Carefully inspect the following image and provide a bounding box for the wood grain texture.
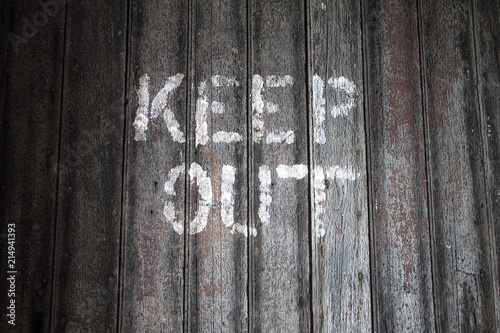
[120,0,188,331]
[249,0,311,331]
[0,0,65,331]
[50,0,127,331]
[421,0,497,331]
[474,0,500,328]
[185,0,249,332]
[308,0,371,331]
[364,0,436,331]
[2,1,500,332]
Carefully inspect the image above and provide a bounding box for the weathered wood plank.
[473,0,500,328]
[119,0,188,331]
[185,0,249,332]
[249,0,311,331]
[0,0,65,331]
[50,1,127,331]
[0,0,5,86]
[307,0,371,331]
[363,0,436,331]
[421,0,497,331]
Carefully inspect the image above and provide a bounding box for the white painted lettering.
[231,223,258,237]
[212,75,240,87]
[313,166,327,237]
[163,164,185,234]
[326,164,360,181]
[312,74,327,144]
[195,81,210,146]
[258,165,272,225]
[212,131,242,143]
[328,76,357,118]
[211,101,225,114]
[252,74,297,144]
[188,163,213,234]
[252,74,265,143]
[221,165,236,228]
[163,163,212,235]
[276,164,308,179]
[266,130,295,144]
[266,75,294,87]
[133,73,185,142]
[133,74,150,141]
[155,74,186,143]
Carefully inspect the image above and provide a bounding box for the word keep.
[133,73,360,237]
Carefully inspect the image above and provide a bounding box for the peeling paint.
[266,130,295,144]
[313,166,326,237]
[221,165,236,228]
[328,76,357,118]
[163,163,212,235]
[266,75,294,87]
[133,114,149,142]
[211,101,225,114]
[153,74,186,143]
[188,163,213,234]
[312,74,327,144]
[231,223,258,237]
[267,102,279,113]
[151,74,185,118]
[196,81,210,146]
[212,131,242,143]
[133,74,150,141]
[258,165,272,225]
[163,202,183,235]
[252,74,265,143]
[326,164,360,181]
[276,164,308,179]
[211,75,240,87]
[164,164,185,195]
[163,164,185,234]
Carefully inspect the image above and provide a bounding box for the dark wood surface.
[186,1,248,331]
[50,0,128,331]
[364,0,434,331]
[121,0,188,331]
[249,1,310,332]
[421,0,497,330]
[475,0,500,329]
[308,0,370,331]
[0,0,65,331]
[1,0,499,332]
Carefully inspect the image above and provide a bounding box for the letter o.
[163,163,212,235]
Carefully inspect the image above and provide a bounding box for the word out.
[163,162,359,238]
[134,73,360,237]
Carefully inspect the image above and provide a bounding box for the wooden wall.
[1,0,499,331]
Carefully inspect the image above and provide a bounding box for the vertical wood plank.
[249,0,311,331]
[473,0,500,328]
[363,0,436,331]
[421,0,497,331]
[186,0,249,332]
[308,0,371,331]
[120,0,188,331]
[51,1,127,331]
[0,0,64,331]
